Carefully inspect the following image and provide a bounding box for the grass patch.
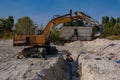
[105,35,120,40]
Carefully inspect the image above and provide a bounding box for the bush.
[102,16,120,39]
[49,28,63,45]
[105,35,120,40]
[0,30,13,39]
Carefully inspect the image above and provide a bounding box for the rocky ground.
[0,39,120,80]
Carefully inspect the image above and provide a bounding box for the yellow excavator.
[13,10,103,58]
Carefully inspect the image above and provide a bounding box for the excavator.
[13,10,103,58]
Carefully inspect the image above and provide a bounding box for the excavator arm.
[75,11,103,36]
[42,11,102,38]
[42,15,82,38]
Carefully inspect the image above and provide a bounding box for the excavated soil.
[0,40,65,80]
[0,40,79,80]
[1,39,120,80]
[64,39,120,80]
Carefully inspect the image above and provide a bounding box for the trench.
[42,45,83,80]
[19,45,83,80]
[61,53,80,80]
[24,42,82,80]
[42,51,81,80]
[0,42,82,80]
[58,48,86,80]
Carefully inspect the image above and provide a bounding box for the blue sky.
[0,0,120,26]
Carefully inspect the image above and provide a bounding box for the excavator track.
[16,47,47,59]
[16,46,58,59]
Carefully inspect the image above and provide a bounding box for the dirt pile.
[78,53,120,80]
[66,39,120,80]
[0,40,69,80]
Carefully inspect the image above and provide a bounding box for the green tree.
[101,16,120,37]
[117,17,120,23]
[0,16,14,31]
[15,16,36,35]
[49,28,61,44]
[75,19,84,26]
[5,16,14,31]
[0,16,14,39]
[113,23,120,35]
[63,21,72,26]
[109,17,116,27]
[102,16,109,25]
[102,16,111,37]
[0,18,6,30]
[63,19,84,26]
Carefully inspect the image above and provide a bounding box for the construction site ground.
[0,39,120,80]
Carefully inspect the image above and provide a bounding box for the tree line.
[0,16,120,39]
[0,16,36,39]
[0,16,14,39]
[102,16,120,37]
[15,16,37,35]
[63,19,84,26]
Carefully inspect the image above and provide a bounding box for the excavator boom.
[42,15,83,38]
[42,11,102,39]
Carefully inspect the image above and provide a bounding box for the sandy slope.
[65,39,120,80]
